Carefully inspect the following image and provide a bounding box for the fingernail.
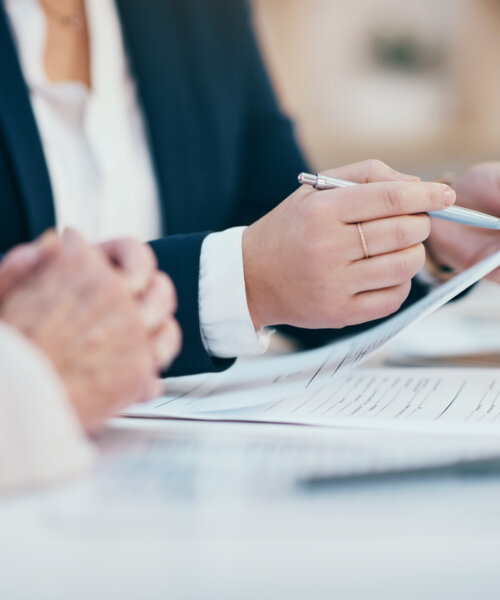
[443,187,456,206]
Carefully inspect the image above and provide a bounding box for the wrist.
[242,225,280,331]
[199,227,270,357]
[242,226,266,330]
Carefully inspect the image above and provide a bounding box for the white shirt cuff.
[199,227,273,359]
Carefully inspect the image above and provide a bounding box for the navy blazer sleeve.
[147,0,433,373]
[225,1,432,350]
[149,233,236,377]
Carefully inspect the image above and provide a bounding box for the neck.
[41,0,91,87]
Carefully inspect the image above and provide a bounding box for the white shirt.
[4,0,267,359]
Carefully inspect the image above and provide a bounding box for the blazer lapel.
[0,4,55,239]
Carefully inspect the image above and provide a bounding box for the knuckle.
[123,237,157,269]
[413,243,426,272]
[366,158,388,179]
[382,186,405,215]
[419,215,432,240]
[384,286,409,316]
[392,254,411,282]
[397,245,425,280]
[303,195,327,222]
[392,220,411,246]
[383,297,400,317]
[399,280,412,301]
[157,272,177,310]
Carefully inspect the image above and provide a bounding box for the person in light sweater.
[0,229,180,491]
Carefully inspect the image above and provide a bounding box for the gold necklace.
[40,0,85,29]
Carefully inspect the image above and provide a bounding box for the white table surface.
[3,282,500,600]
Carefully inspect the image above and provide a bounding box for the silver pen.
[298,172,500,230]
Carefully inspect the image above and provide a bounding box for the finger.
[99,238,157,295]
[333,181,455,224]
[346,281,412,325]
[345,215,431,261]
[153,379,167,399]
[60,227,88,258]
[0,244,42,299]
[321,159,420,184]
[347,244,426,293]
[139,272,178,332]
[152,318,182,371]
[0,232,61,300]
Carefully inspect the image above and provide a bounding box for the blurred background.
[252,0,500,179]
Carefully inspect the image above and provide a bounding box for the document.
[126,251,500,433]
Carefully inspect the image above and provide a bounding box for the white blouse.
[4,0,266,358]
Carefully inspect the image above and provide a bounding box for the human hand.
[98,238,181,371]
[0,234,181,373]
[426,162,500,282]
[0,230,166,432]
[243,159,455,330]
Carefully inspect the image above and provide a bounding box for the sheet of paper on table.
[125,251,500,434]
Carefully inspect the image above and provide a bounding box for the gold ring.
[357,222,369,259]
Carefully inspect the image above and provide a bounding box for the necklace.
[40,0,85,29]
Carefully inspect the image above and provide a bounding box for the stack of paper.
[125,251,500,434]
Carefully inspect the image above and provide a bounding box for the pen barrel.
[429,207,500,230]
[298,172,500,230]
[299,173,500,231]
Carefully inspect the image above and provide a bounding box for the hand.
[243,160,455,330]
[426,162,500,282]
[0,233,182,373]
[98,238,181,371]
[0,230,162,432]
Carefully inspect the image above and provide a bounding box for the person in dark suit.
[1,0,499,378]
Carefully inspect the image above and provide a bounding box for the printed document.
[125,251,500,433]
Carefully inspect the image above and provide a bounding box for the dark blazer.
[0,0,429,376]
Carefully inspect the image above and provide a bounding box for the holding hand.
[243,159,455,330]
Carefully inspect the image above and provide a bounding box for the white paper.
[126,250,500,433]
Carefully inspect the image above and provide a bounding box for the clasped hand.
[0,229,181,432]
